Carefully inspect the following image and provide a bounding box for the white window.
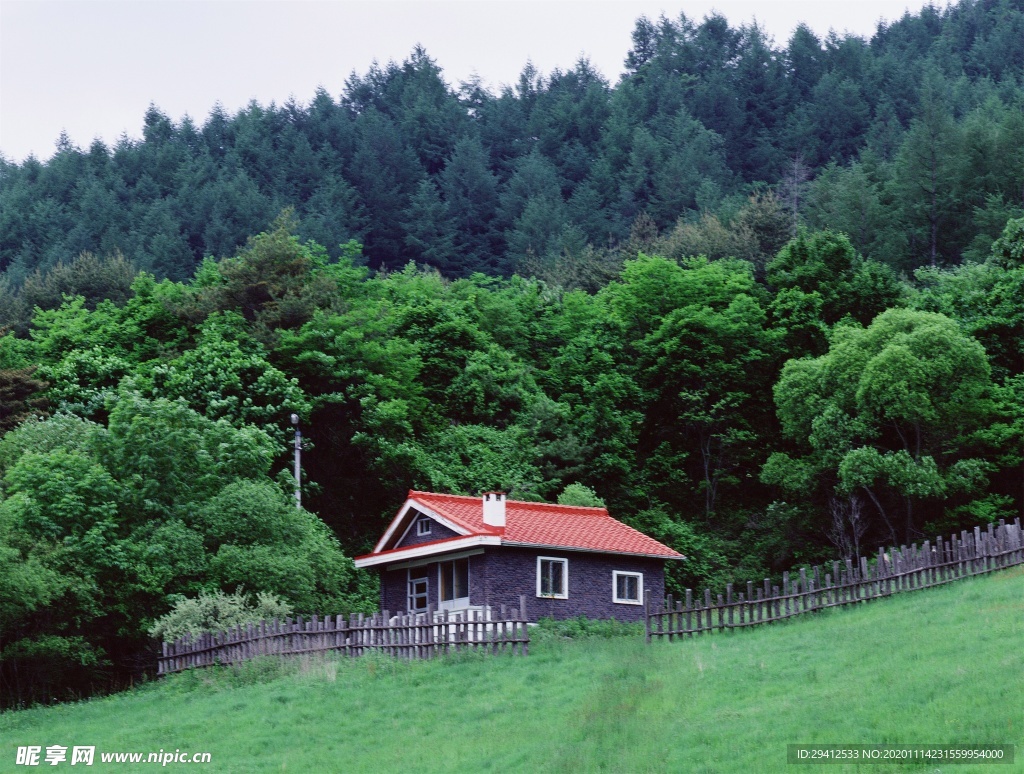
[408,567,428,612]
[613,571,643,605]
[537,557,568,599]
[416,518,432,536]
[438,558,469,610]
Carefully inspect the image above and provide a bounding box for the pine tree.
[438,135,502,275]
[401,179,456,269]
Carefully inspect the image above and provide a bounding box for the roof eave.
[354,535,502,569]
[499,540,684,560]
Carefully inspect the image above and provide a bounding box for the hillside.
[3,566,1022,773]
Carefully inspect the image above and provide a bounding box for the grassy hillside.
[3,567,1022,773]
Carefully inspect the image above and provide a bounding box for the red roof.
[356,491,682,563]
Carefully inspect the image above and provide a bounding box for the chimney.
[482,491,506,528]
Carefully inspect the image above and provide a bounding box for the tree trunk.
[863,485,897,546]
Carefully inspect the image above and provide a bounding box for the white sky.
[0,0,933,163]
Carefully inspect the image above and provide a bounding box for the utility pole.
[290,413,302,509]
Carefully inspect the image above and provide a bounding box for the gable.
[394,509,461,549]
[372,496,475,554]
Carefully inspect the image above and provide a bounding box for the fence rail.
[646,519,1024,642]
[158,597,529,675]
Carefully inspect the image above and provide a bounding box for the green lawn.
[3,567,1023,773]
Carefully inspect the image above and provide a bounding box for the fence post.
[973,526,982,574]
[726,583,734,630]
[644,589,651,644]
[665,593,674,642]
[519,596,529,656]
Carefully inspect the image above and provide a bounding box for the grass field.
[2,566,1023,773]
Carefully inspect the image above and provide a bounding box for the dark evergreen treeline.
[1,0,1022,288]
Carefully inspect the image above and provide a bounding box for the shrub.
[556,483,605,507]
[533,615,643,640]
[149,588,292,643]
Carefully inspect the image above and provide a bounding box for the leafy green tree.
[0,445,125,705]
[0,413,103,474]
[656,191,791,275]
[0,395,366,706]
[624,507,732,593]
[627,259,778,519]
[21,274,193,425]
[100,393,277,520]
[766,229,902,357]
[183,213,365,344]
[557,482,605,507]
[729,191,793,269]
[37,346,133,421]
[989,217,1024,270]
[910,218,1024,380]
[763,308,1003,544]
[545,254,780,532]
[143,315,310,441]
[404,423,545,498]
[199,480,362,613]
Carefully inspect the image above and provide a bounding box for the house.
[353,491,684,623]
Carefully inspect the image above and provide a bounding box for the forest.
[1,0,1023,706]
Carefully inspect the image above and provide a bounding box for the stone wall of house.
[475,548,665,623]
[378,548,666,623]
[380,564,425,613]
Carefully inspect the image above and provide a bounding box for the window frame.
[536,556,569,599]
[416,518,432,537]
[612,571,643,605]
[407,567,429,613]
[438,558,470,609]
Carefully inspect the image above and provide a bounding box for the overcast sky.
[0,0,932,163]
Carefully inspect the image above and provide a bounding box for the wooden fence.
[158,597,529,675]
[646,519,1024,642]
